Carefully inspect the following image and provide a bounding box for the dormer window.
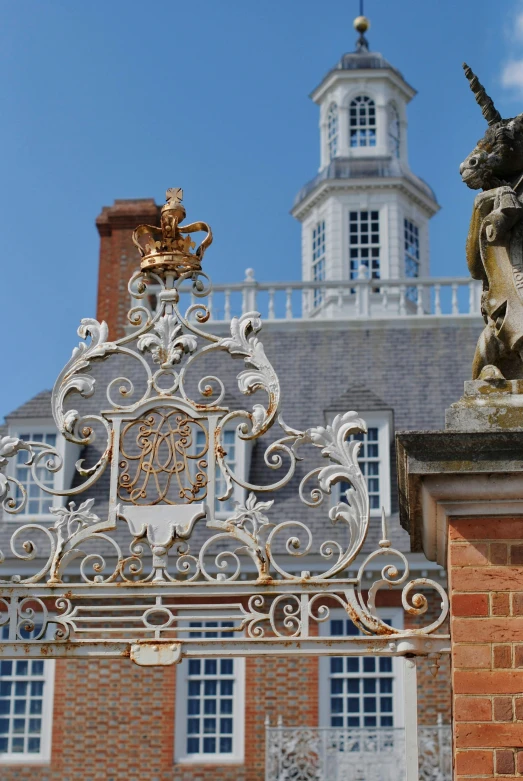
[334,411,392,516]
[327,103,338,160]
[14,432,57,517]
[388,104,400,158]
[195,427,251,519]
[350,96,376,148]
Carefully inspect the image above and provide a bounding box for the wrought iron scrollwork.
[0,188,449,656]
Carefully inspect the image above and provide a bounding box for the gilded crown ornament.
[132,187,213,277]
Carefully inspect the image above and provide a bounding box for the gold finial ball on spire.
[353,15,370,33]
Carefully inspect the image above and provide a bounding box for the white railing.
[265,721,452,781]
[138,269,482,323]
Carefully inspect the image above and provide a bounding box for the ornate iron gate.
[0,189,449,779]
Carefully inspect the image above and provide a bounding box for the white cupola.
[292,14,439,318]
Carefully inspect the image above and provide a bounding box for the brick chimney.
[96,198,160,340]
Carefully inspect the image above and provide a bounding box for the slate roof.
[337,50,404,78]
[5,389,52,420]
[0,316,483,573]
[325,386,391,413]
[311,47,415,105]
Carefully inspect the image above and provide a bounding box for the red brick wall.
[96,199,159,340]
[1,658,176,781]
[0,654,317,781]
[449,516,523,779]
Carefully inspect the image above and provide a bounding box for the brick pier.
[398,428,523,780]
[450,517,523,778]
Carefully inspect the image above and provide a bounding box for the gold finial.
[132,188,213,277]
[353,15,370,34]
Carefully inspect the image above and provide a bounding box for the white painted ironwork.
[0,191,449,699]
[265,721,452,781]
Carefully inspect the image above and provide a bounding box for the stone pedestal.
[397,381,523,779]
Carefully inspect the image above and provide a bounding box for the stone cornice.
[291,175,440,221]
[396,429,523,565]
[311,67,416,105]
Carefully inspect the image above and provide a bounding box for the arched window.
[327,103,338,160]
[388,104,400,158]
[349,96,376,148]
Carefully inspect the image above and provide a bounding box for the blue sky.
[2,0,523,417]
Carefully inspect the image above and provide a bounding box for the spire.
[353,0,370,53]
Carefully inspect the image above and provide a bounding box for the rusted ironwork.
[118,409,209,505]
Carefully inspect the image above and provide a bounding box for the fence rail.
[265,722,452,781]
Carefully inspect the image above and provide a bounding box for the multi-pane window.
[328,618,396,729]
[350,96,376,147]
[327,103,338,160]
[349,211,380,281]
[0,628,53,761]
[15,433,56,515]
[312,221,326,307]
[388,104,400,158]
[404,219,420,279]
[196,429,236,514]
[177,621,243,761]
[339,427,380,511]
[404,219,420,303]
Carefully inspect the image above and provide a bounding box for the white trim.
[417,473,523,566]
[404,658,419,781]
[319,607,404,729]
[0,659,55,765]
[174,618,245,764]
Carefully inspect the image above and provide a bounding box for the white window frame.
[319,607,404,729]
[6,419,80,522]
[0,656,55,765]
[174,618,245,764]
[327,103,338,161]
[330,411,392,517]
[349,95,377,149]
[404,218,420,280]
[388,103,400,159]
[404,218,421,306]
[312,220,326,309]
[348,209,381,282]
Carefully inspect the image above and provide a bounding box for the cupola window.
[350,96,376,148]
[404,218,420,303]
[388,104,400,158]
[312,221,326,307]
[349,211,380,281]
[327,103,338,160]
